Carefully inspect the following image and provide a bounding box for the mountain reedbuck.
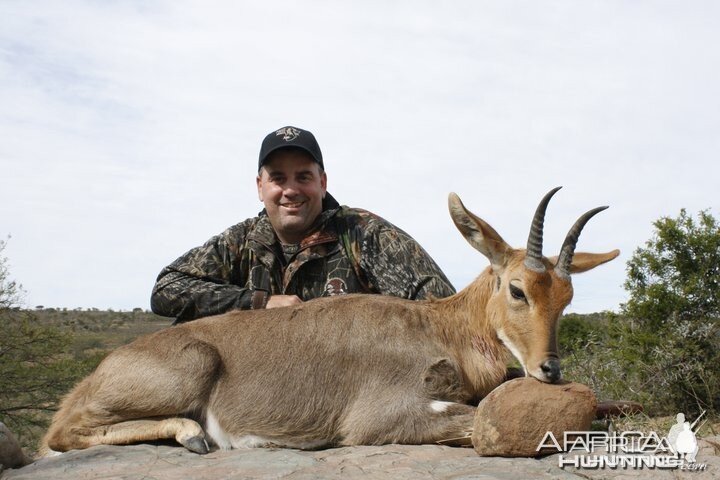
[42,187,618,454]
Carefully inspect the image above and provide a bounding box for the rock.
[0,443,587,480]
[2,436,719,479]
[0,423,31,472]
[472,377,596,457]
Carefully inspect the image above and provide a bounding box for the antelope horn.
[525,187,562,271]
[555,206,609,277]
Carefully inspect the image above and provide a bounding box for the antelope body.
[42,188,618,454]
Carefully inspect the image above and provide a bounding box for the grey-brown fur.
[43,294,485,452]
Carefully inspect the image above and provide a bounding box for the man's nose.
[282,181,300,196]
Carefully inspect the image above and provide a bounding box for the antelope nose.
[540,358,562,383]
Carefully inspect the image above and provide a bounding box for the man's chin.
[276,221,313,243]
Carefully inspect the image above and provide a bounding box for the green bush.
[0,311,99,452]
[0,239,100,454]
[561,209,720,418]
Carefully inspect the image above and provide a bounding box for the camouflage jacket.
[151,194,455,323]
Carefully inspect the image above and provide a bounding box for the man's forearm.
[151,270,252,322]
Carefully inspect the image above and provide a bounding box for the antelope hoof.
[179,434,210,454]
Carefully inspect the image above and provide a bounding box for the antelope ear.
[547,249,620,274]
[448,193,512,268]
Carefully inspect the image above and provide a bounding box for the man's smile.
[280,201,306,210]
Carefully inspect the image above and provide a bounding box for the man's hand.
[266,294,303,309]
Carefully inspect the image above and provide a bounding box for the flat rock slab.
[3,440,719,480]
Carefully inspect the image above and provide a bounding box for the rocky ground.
[2,438,718,480]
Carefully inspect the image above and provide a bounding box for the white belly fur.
[205,409,329,450]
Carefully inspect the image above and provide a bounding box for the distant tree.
[623,209,720,326]
[0,237,22,309]
[619,209,720,415]
[0,238,95,453]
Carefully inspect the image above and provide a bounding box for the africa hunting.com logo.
[537,411,708,471]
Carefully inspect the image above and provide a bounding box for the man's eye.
[509,284,527,302]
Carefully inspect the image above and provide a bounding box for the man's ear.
[320,171,327,197]
[256,173,264,202]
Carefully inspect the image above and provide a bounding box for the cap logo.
[276,127,301,142]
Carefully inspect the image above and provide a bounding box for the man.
[151,126,455,323]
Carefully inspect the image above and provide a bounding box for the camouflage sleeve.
[150,221,254,323]
[358,215,456,300]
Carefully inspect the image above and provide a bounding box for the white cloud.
[1,1,718,313]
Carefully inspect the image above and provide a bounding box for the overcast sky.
[1,1,718,315]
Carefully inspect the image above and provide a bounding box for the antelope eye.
[509,284,527,302]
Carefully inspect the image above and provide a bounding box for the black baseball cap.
[258,126,324,171]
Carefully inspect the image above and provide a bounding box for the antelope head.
[448,187,619,383]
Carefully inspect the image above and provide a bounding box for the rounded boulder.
[472,377,596,457]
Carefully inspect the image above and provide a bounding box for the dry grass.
[607,412,719,439]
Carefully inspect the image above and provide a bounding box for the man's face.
[256,149,327,244]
